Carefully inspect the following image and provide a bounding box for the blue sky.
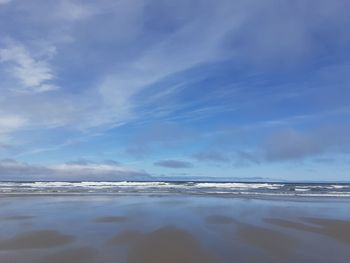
[0,0,350,181]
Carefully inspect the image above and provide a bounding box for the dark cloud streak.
[154,160,194,169]
[263,125,350,162]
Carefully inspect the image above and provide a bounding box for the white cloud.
[0,115,27,134]
[52,163,133,175]
[0,114,27,146]
[0,41,57,93]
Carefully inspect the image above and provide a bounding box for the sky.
[0,0,350,181]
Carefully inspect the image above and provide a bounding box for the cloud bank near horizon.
[0,159,149,181]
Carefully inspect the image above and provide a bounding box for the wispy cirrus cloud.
[125,122,194,158]
[1,0,349,134]
[0,0,11,5]
[54,0,94,21]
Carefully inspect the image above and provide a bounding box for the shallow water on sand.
[0,195,349,263]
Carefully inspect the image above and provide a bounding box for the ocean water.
[1,181,350,197]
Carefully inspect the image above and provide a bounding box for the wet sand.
[121,226,215,263]
[0,195,349,263]
[0,230,74,250]
[265,217,350,245]
[94,216,129,223]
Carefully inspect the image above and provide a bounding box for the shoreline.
[1,191,350,201]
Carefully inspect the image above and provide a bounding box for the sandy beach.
[0,194,349,263]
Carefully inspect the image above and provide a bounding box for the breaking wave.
[1,181,350,197]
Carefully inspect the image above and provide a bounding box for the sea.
[1,181,350,197]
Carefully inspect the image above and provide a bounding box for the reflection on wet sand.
[1,195,350,263]
[237,224,296,260]
[265,217,350,245]
[109,226,215,263]
[108,230,144,245]
[0,230,74,250]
